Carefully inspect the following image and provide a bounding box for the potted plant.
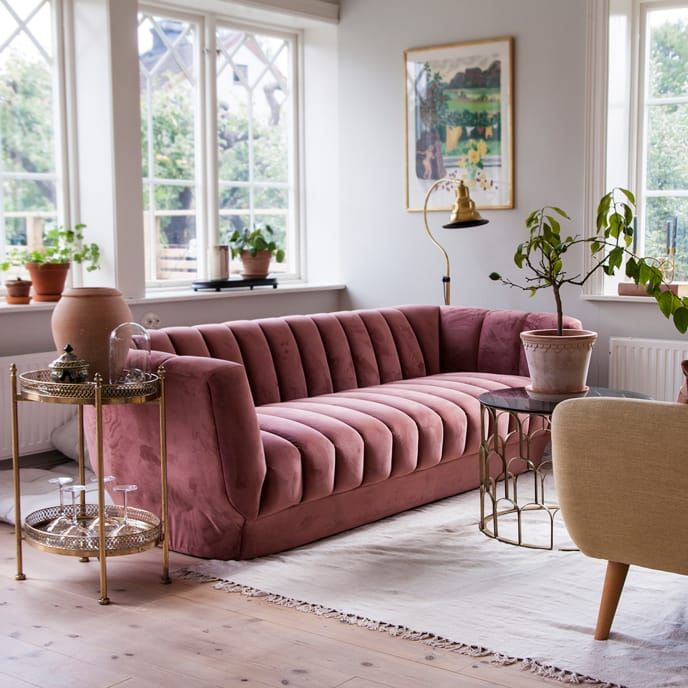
[228,224,285,279]
[1,224,100,302]
[489,188,658,398]
[4,275,32,305]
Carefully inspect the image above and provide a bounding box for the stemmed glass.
[61,485,90,537]
[112,484,139,535]
[45,476,74,534]
[86,475,119,534]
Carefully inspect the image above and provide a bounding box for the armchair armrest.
[552,397,688,575]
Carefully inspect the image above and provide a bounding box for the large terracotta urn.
[51,288,132,381]
[521,329,598,401]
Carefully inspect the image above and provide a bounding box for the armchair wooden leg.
[594,561,630,640]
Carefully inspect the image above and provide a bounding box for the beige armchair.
[551,397,688,640]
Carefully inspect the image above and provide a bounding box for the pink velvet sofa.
[87,305,580,559]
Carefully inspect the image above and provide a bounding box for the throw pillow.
[678,360,688,403]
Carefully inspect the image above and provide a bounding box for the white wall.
[337,0,684,386]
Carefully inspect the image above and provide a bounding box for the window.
[639,4,688,281]
[138,7,298,285]
[602,0,688,293]
[0,0,64,278]
[138,11,200,283]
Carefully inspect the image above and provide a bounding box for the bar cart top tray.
[23,504,161,557]
[18,370,160,405]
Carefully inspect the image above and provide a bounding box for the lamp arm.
[422,177,455,306]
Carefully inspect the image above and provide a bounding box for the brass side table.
[479,386,648,550]
[9,365,170,604]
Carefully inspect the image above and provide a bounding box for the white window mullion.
[145,75,156,281]
[52,0,70,234]
[248,81,255,232]
[203,14,217,279]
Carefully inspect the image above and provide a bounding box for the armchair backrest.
[552,397,688,575]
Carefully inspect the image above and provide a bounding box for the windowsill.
[129,281,346,305]
[580,293,660,304]
[0,282,346,314]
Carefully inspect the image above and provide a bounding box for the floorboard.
[0,523,566,687]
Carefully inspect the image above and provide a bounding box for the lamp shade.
[443,180,489,228]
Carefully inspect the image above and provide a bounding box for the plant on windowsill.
[0,224,101,303]
[228,224,285,279]
[488,188,673,399]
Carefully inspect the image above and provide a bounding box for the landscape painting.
[404,37,513,212]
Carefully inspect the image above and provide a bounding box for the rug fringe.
[174,567,624,688]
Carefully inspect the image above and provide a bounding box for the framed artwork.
[404,37,514,212]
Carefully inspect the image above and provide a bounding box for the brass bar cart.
[10,364,170,604]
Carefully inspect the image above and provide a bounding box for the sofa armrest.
[87,353,265,525]
[161,354,266,520]
[552,397,688,575]
[439,306,582,375]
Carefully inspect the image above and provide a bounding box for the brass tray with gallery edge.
[23,504,161,557]
[18,369,159,405]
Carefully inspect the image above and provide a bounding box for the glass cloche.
[108,322,151,384]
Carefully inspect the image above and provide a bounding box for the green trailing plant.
[228,224,285,263]
[0,224,101,273]
[489,188,688,335]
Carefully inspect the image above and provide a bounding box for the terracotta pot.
[4,278,32,305]
[25,262,70,302]
[520,329,598,401]
[51,287,133,380]
[240,250,272,279]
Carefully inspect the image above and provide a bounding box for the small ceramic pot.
[4,278,32,305]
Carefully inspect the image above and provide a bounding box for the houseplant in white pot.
[490,188,656,399]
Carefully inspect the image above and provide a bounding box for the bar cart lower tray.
[24,504,161,557]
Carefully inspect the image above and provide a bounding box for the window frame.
[585,0,688,296]
[139,2,302,289]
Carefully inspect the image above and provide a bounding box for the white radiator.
[609,337,688,402]
[0,352,75,460]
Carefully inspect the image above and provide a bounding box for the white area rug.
[0,463,111,525]
[179,489,688,688]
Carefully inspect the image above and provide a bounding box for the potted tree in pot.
[489,188,664,399]
[229,224,285,279]
[1,224,100,302]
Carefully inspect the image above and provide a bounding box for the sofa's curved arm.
[87,354,265,524]
[160,354,266,520]
[552,397,688,575]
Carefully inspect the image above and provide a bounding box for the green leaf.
[607,246,623,272]
[674,307,688,334]
[275,248,285,263]
[550,206,570,219]
[546,216,561,236]
[489,272,501,280]
[529,288,537,297]
[658,290,673,318]
[619,188,635,205]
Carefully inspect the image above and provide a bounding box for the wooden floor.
[0,523,563,688]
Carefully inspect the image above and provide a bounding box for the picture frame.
[404,36,514,212]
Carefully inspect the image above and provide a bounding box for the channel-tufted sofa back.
[146,305,580,406]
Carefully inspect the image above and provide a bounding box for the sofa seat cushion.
[256,371,530,516]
